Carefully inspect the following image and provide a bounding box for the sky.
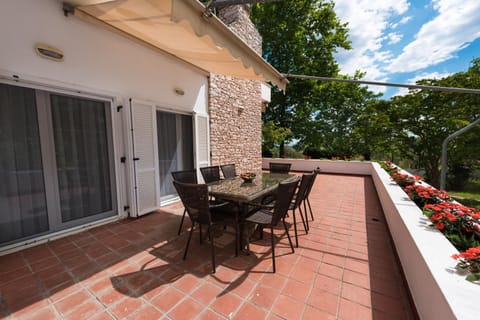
[332,0,480,99]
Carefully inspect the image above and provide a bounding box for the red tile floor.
[0,174,416,319]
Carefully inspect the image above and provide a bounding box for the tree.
[301,72,380,158]
[354,99,397,160]
[262,120,291,157]
[251,0,351,157]
[387,59,480,187]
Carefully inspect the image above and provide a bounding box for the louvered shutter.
[130,100,160,216]
[194,114,210,180]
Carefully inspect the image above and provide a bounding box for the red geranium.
[452,246,480,281]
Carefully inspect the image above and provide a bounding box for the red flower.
[445,212,457,222]
[435,223,445,231]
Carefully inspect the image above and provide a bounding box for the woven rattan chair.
[200,166,221,183]
[173,181,238,273]
[269,162,291,174]
[220,164,236,179]
[289,173,315,247]
[171,169,198,235]
[244,179,299,273]
[304,168,320,224]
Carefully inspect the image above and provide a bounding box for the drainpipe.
[440,118,480,190]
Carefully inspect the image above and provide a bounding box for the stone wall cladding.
[209,5,264,174]
[218,5,262,55]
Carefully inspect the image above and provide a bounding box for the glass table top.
[208,172,297,202]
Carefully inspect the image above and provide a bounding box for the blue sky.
[333,0,480,99]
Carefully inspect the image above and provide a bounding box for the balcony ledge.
[263,158,480,319]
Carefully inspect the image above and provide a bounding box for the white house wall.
[0,0,209,250]
[0,0,208,113]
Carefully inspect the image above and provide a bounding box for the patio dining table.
[208,172,297,251]
[208,172,297,204]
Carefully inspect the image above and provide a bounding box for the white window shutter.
[194,114,210,174]
[130,100,160,216]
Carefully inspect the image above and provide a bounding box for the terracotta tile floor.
[0,174,416,319]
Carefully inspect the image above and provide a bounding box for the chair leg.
[292,208,299,248]
[208,227,216,273]
[298,206,308,234]
[302,201,310,232]
[270,226,276,273]
[234,221,239,257]
[307,197,314,221]
[199,224,203,244]
[177,209,186,235]
[183,222,195,260]
[283,219,295,253]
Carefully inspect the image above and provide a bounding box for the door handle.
[133,157,140,161]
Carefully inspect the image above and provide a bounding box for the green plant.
[452,246,480,282]
[384,161,480,281]
[391,172,421,188]
[423,202,480,251]
[404,184,451,208]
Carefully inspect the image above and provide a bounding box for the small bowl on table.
[240,172,256,183]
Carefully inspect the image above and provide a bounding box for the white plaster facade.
[0,0,213,252]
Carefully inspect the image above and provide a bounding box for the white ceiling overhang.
[68,0,287,91]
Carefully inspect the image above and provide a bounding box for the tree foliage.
[304,72,381,158]
[387,59,480,187]
[262,120,291,157]
[251,0,351,157]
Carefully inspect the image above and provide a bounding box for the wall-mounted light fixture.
[174,87,185,96]
[35,43,64,62]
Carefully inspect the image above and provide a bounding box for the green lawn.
[449,179,480,209]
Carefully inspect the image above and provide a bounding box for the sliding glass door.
[51,94,113,223]
[0,84,49,244]
[0,83,116,247]
[157,110,193,202]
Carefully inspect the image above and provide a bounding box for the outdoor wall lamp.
[174,87,185,96]
[35,43,64,62]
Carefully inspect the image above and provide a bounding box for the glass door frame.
[156,108,194,204]
[0,80,118,246]
[39,90,117,231]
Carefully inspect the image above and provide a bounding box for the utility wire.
[283,74,480,95]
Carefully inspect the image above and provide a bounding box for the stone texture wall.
[218,5,262,55]
[209,5,264,174]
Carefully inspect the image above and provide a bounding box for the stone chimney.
[218,5,262,55]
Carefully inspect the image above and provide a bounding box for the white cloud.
[387,0,480,73]
[333,0,409,80]
[390,15,412,29]
[387,32,402,45]
[392,71,452,96]
[399,15,412,25]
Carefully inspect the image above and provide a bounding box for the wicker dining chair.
[304,168,320,224]
[244,179,299,273]
[171,169,198,235]
[269,162,292,174]
[200,165,222,183]
[173,181,238,273]
[220,164,236,179]
[289,173,315,247]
